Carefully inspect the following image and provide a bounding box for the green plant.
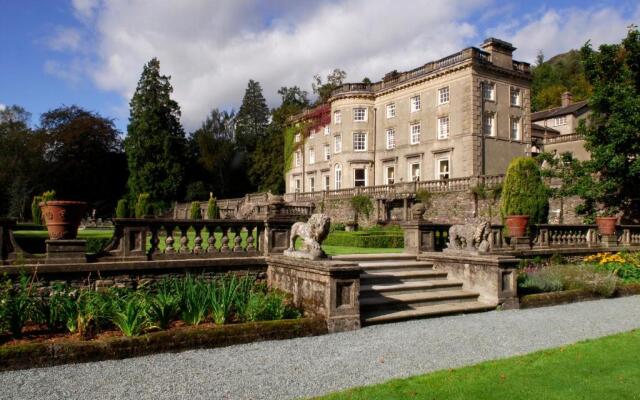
[330,223,346,232]
[210,275,240,324]
[76,289,114,339]
[518,272,564,294]
[471,183,502,221]
[350,195,373,227]
[189,201,202,220]
[415,190,432,206]
[177,276,209,326]
[111,293,149,337]
[500,157,549,224]
[1,275,35,337]
[135,193,151,218]
[32,283,77,332]
[207,195,219,219]
[115,199,129,218]
[147,280,180,329]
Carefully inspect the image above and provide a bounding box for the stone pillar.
[419,252,520,309]
[267,256,362,332]
[46,240,87,264]
[402,221,435,254]
[403,198,408,221]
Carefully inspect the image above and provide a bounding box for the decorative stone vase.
[39,201,87,240]
[345,222,358,232]
[595,216,617,236]
[411,203,426,220]
[504,215,529,237]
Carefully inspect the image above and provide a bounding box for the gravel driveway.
[2,296,639,400]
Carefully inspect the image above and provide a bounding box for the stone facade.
[286,38,532,194]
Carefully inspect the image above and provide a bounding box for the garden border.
[519,283,640,308]
[0,317,327,372]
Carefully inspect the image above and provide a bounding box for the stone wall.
[316,192,584,226]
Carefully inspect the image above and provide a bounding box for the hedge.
[323,231,404,248]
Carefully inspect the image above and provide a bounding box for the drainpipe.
[372,107,377,186]
[480,80,486,176]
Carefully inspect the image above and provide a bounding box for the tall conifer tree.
[125,58,187,207]
[235,79,269,153]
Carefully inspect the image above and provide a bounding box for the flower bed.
[0,274,302,342]
[517,251,640,308]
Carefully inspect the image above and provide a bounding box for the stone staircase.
[333,254,495,325]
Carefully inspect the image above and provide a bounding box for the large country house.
[286,38,533,194]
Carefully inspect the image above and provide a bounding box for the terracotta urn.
[504,215,530,237]
[595,216,617,236]
[39,201,87,240]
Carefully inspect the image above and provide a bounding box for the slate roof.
[531,123,560,139]
[531,100,589,121]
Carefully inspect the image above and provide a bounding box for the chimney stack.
[561,91,573,107]
[481,38,516,69]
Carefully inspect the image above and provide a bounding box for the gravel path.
[2,296,640,400]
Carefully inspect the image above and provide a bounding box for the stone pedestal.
[419,252,520,308]
[402,221,436,254]
[46,240,87,264]
[509,236,531,250]
[266,256,361,332]
[600,234,618,247]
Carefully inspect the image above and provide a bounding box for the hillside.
[531,50,592,111]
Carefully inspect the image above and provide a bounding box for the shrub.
[76,290,114,339]
[31,190,56,225]
[115,199,129,218]
[207,195,219,219]
[323,231,404,248]
[32,283,77,332]
[135,193,151,218]
[189,201,202,220]
[518,271,564,294]
[0,275,35,337]
[243,291,287,322]
[330,223,346,232]
[500,157,549,224]
[415,190,432,206]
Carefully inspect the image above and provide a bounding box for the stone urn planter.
[411,203,426,220]
[345,222,358,232]
[595,216,617,236]
[39,201,87,240]
[504,215,529,237]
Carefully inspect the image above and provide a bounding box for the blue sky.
[1,0,638,133]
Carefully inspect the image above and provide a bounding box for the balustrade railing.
[532,224,598,248]
[542,133,584,145]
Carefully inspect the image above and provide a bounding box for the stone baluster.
[220,228,230,252]
[149,226,160,256]
[233,227,243,252]
[193,226,203,254]
[179,225,190,253]
[246,226,256,252]
[165,225,176,254]
[206,226,217,252]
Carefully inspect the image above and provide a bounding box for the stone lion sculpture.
[286,213,331,260]
[447,219,491,253]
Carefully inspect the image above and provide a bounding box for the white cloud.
[488,5,640,63]
[44,59,85,85]
[72,0,101,22]
[0,104,5,111]
[68,0,486,130]
[47,27,82,51]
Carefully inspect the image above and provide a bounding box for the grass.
[317,330,640,400]
[13,229,114,239]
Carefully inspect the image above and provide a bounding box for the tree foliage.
[312,69,346,104]
[500,157,549,224]
[207,195,218,219]
[125,58,187,208]
[249,86,310,193]
[235,79,269,154]
[531,50,592,111]
[350,195,374,226]
[577,29,640,221]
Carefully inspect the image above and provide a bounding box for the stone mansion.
[286,38,532,194]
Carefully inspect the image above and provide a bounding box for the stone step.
[358,260,434,273]
[361,270,448,283]
[362,301,496,324]
[359,289,479,310]
[360,279,463,296]
[331,253,416,262]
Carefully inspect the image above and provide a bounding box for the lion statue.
[447,219,491,253]
[286,214,331,259]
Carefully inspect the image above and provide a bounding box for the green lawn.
[13,229,114,239]
[317,330,640,400]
